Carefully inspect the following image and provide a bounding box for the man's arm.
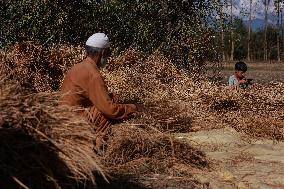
[88,75,137,120]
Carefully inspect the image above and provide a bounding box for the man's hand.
[135,103,145,112]
[109,93,119,103]
[238,79,247,85]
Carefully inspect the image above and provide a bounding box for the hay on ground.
[1,43,284,188]
[101,124,208,177]
[103,49,284,140]
[0,72,104,189]
[2,44,283,140]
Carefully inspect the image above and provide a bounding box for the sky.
[225,0,281,23]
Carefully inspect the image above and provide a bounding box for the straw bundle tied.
[0,71,105,188]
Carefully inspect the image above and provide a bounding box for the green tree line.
[215,0,284,62]
[0,0,214,51]
[217,17,284,61]
[0,0,223,73]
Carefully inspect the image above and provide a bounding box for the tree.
[233,18,248,60]
[280,1,284,59]
[275,0,284,61]
[221,0,228,62]
[282,4,284,37]
[230,0,235,61]
[248,0,253,61]
[0,0,222,75]
[214,0,228,62]
[275,0,280,62]
[263,0,271,61]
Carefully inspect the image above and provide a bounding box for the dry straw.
[0,43,283,188]
[103,48,284,140]
[0,69,105,188]
[102,124,208,177]
[0,42,84,92]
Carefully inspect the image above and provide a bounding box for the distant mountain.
[252,19,265,31]
[244,16,277,31]
[243,18,263,31]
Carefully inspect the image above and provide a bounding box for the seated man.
[229,61,250,89]
[60,33,141,148]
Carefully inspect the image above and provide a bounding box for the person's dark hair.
[235,61,247,72]
[85,45,103,56]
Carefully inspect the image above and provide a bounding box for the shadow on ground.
[95,174,151,189]
[0,128,78,189]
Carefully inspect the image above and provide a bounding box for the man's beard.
[99,58,108,68]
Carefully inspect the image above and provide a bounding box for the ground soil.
[100,127,284,189]
[175,127,284,189]
[218,61,284,84]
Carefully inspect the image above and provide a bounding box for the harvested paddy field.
[0,44,283,189]
[219,61,284,84]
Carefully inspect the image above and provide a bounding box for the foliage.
[249,26,280,60]
[233,18,248,60]
[0,0,222,74]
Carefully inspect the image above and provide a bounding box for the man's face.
[102,48,111,58]
[98,48,111,68]
[235,70,246,79]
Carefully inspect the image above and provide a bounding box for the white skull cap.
[86,33,110,48]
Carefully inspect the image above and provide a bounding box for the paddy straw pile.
[0,42,84,92]
[0,70,104,188]
[0,43,209,188]
[0,43,283,188]
[101,124,207,176]
[104,48,284,140]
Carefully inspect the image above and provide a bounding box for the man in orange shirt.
[60,33,142,149]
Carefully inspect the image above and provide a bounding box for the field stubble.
[219,61,284,84]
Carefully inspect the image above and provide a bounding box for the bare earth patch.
[176,127,284,189]
[218,62,284,84]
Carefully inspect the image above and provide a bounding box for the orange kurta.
[60,57,137,129]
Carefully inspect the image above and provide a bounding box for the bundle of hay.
[0,43,209,188]
[101,124,208,180]
[0,72,104,189]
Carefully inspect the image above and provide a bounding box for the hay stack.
[103,49,284,140]
[102,124,208,177]
[1,43,283,139]
[0,72,104,189]
[0,42,84,92]
[0,44,208,187]
[1,43,283,187]
[211,83,284,140]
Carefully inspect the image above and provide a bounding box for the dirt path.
[176,127,284,189]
